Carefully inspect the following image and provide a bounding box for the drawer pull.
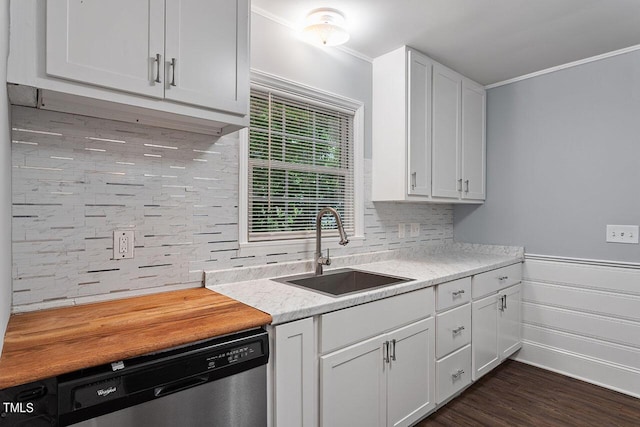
[451,369,465,380]
[498,276,509,281]
[452,326,465,334]
[452,289,465,296]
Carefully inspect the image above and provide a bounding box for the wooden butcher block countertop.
[0,288,272,389]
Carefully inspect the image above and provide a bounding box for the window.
[240,74,363,247]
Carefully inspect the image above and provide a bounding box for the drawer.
[436,277,471,311]
[436,303,471,358]
[472,263,522,300]
[436,344,472,404]
[320,287,434,354]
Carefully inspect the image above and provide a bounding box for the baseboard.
[513,340,640,399]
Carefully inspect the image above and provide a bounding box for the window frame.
[239,70,364,256]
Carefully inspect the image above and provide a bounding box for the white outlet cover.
[113,230,135,259]
[606,225,639,244]
[410,223,420,237]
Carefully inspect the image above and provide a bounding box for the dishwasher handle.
[154,375,209,397]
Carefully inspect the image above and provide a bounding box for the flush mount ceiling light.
[302,8,350,47]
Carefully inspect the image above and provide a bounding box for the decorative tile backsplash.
[11,106,453,310]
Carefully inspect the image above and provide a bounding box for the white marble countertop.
[206,243,524,325]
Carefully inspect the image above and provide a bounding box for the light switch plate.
[398,223,406,239]
[410,223,420,237]
[606,225,639,244]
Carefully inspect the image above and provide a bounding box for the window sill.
[237,235,364,258]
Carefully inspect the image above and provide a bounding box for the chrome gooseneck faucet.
[315,207,349,275]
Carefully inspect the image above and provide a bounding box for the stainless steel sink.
[275,268,412,297]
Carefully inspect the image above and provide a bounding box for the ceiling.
[251,0,640,86]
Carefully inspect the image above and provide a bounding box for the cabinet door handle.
[154,53,162,83]
[451,369,465,380]
[457,178,462,191]
[411,172,417,190]
[452,289,465,296]
[170,58,177,87]
[391,339,397,361]
[383,341,390,364]
[498,276,508,281]
[452,326,465,334]
[503,294,507,310]
[465,179,469,193]
[499,295,505,311]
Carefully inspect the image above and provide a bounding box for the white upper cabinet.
[432,65,486,202]
[9,0,249,135]
[164,0,248,114]
[372,46,486,203]
[461,80,486,200]
[372,46,432,202]
[431,64,462,199]
[47,0,247,113]
[46,0,166,98]
[407,50,432,197]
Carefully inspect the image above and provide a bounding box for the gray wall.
[1,0,12,353]
[454,49,640,263]
[251,12,374,158]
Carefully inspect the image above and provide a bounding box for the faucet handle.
[325,249,331,266]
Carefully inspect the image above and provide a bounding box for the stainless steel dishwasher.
[57,328,269,427]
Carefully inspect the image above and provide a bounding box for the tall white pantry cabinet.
[372,46,486,203]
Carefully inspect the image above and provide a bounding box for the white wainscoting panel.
[515,256,640,398]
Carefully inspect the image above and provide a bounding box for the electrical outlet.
[410,223,420,237]
[114,230,135,259]
[398,223,406,239]
[606,225,639,244]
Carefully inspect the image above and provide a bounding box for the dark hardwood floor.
[417,360,640,427]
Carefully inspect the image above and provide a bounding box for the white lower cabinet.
[269,263,523,426]
[436,344,472,404]
[320,317,435,427]
[434,279,472,405]
[472,283,522,380]
[498,284,523,360]
[272,318,316,427]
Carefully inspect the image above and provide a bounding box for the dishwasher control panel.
[206,341,262,369]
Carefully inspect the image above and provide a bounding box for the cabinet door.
[46,0,165,98]
[387,317,435,427]
[461,80,486,200]
[407,50,431,197]
[431,64,461,199]
[471,293,499,381]
[498,284,522,359]
[274,318,315,427]
[320,336,386,427]
[165,0,249,114]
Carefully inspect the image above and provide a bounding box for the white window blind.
[248,87,355,242]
